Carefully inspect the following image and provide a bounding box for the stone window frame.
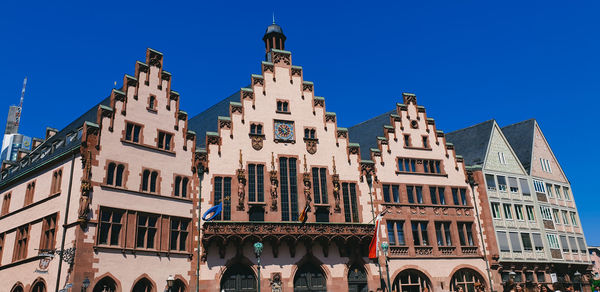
[50,168,63,195]
[96,207,126,247]
[12,223,30,262]
[172,174,191,199]
[147,94,158,112]
[140,167,161,194]
[1,192,11,216]
[39,213,58,251]
[275,99,290,114]
[123,120,145,144]
[156,129,175,151]
[24,180,36,207]
[249,122,264,135]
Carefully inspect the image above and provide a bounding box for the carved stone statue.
[303,173,312,204]
[332,175,341,213]
[237,169,246,211]
[270,273,282,292]
[270,171,278,211]
[78,194,90,221]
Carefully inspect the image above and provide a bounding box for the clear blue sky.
[1,1,598,243]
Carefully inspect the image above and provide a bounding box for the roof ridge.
[446,119,495,135]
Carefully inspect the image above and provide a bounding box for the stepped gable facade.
[0,48,196,292]
[503,120,590,284]
[188,22,377,292]
[348,94,489,292]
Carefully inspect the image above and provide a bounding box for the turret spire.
[263,19,286,59]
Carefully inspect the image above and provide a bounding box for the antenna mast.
[15,77,27,131]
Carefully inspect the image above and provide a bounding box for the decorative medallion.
[274,120,295,142]
[251,135,264,150]
[410,120,419,129]
[305,139,317,154]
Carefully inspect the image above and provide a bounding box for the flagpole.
[366,172,385,291]
[196,169,204,292]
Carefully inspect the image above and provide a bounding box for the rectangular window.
[280,157,299,221]
[460,188,467,206]
[125,122,142,143]
[457,222,474,246]
[0,233,4,264]
[1,193,10,216]
[561,211,569,226]
[521,233,533,251]
[491,202,502,219]
[422,160,441,174]
[497,176,507,191]
[514,205,524,220]
[157,131,173,150]
[554,185,562,199]
[249,164,265,202]
[532,233,544,251]
[452,188,459,205]
[406,185,415,204]
[342,182,359,222]
[382,184,400,203]
[577,237,587,253]
[540,206,552,221]
[13,224,29,261]
[403,134,410,147]
[560,235,569,252]
[533,180,545,193]
[537,272,545,283]
[311,167,328,204]
[570,212,578,226]
[547,234,560,249]
[497,231,510,252]
[170,218,189,252]
[415,186,423,204]
[98,208,124,246]
[503,204,513,220]
[213,177,232,220]
[508,177,519,193]
[40,214,57,251]
[136,214,158,249]
[422,136,429,148]
[546,184,554,197]
[509,232,522,252]
[411,221,429,246]
[563,187,571,200]
[519,178,531,196]
[569,236,578,252]
[485,174,496,191]
[437,187,446,205]
[250,123,263,135]
[276,100,289,113]
[526,205,535,221]
[387,221,405,246]
[552,209,560,224]
[429,187,437,204]
[435,222,452,246]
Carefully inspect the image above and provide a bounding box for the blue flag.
[202,202,223,221]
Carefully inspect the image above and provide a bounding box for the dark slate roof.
[188,89,241,148]
[445,120,495,167]
[501,119,535,174]
[0,96,110,188]
[348,110,395,159]
[265,23,284,35]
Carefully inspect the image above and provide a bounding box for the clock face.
[274,120,295,141]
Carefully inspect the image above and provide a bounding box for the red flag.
[298,204,310,225]
[368,212,383,259]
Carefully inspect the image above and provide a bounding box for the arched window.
[142,170,150,191]
[93,276,117,292]
[107,163,116,185]
[392,269,432,292]
[450,268,485,292]
[31,280,46,292]
[115,164,124,187]
[348,265,367,292]
[294,263,326,292]
[10,283,24,292]
[150,171,158,193]
[172,279,186,292]
[132,278,153,292]
[220,265,257,291]
[174,176,182,197]
[148,96,156,110]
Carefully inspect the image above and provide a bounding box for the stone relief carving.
[269,153,278,211]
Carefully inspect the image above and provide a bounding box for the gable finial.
[239,149,243,168]
[273,12,275,24]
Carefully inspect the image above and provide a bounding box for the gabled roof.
[187,89,241,148]
[0,96,111,188]
[347,110,395,159]
[445,120,495,167]
[501,119,535,173]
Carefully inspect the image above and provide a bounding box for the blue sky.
[1,1,599,243]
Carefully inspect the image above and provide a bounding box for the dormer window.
[276,100,289,113]
[304,128,316,139]
[250,123,263,135]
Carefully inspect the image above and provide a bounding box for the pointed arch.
[10,282,24,292]
[92,272,122,292]
[30,278,47,292]
[131,274,156,292]
[168,275,188,292]
[220,262,257,291]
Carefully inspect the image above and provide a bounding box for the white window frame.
[540,206,553,221]
[498,152,507,165]
[491,202,501,219]
[503,204,513,220]
[515,204,524,221]
[547,234,560,249]
[552,209,561,224]
[526,205,536,221]
[533,180,545,193]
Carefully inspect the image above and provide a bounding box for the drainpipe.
[56,152,76,292]
[467,168,495,292]
[196,169,204,292]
